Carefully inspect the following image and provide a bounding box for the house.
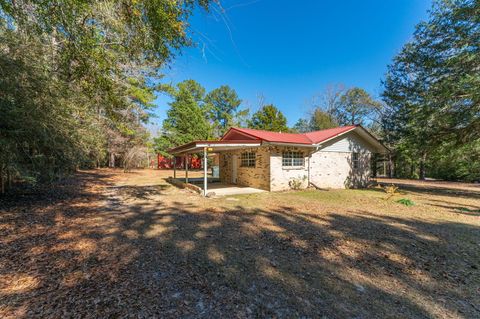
[169,125,389,195]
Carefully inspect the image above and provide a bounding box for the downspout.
[309,145,321,188]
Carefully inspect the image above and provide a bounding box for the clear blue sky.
[150,0,432,132]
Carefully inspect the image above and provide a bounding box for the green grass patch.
[457,207,480,213]
[396,198,415,206]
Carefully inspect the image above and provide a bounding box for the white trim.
[172,143,261,155]
[196,143,261,148]
[264,142,317,148]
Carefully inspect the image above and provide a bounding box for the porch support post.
[173,156,176,179]
[185,154,189,184]
[203,147,208,196]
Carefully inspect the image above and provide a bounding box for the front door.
[231,155,238,184]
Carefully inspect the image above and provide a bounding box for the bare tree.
[309,83,345,115]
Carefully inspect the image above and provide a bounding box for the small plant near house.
[397,198,415,206]
[289,176,307,190]
[383,184,399,200]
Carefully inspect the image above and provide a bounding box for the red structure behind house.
[157,154,202,169]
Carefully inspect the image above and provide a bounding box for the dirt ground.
[1,169,479,318]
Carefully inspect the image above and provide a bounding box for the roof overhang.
[263,142,317,148]
[169,140,262,155]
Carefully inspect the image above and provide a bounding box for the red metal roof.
[222,125,357,145]
[304,125,357,144]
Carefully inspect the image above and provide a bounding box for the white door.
[231,155,238,184]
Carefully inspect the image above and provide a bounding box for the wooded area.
[1,0,479,194]
[0,0,212,193]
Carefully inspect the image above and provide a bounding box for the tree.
[309,108,338,130]
[292,119,311,133]
[332,88,382,126]
[293,109,337,133]
[205,85,248,137]
[381,0,480,180]
[0,0,213,189]
[155,80,210,155]
[248,104,289,132]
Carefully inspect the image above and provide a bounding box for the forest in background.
[1,0,479,194]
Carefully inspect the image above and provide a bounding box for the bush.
[397,198,415,206]
[288,176,307,190]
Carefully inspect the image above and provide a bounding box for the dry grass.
[0,169,479,318]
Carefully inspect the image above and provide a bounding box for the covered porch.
[168,140,264,197]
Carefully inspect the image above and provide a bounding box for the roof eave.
[263,141,317,147]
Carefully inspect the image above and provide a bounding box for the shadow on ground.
[1,171,479,318]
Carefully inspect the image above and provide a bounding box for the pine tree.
[248,104,289,132]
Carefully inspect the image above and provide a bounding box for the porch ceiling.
[169,140,262,155]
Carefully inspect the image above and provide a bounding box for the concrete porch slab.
[202,183,266,196]
[168,177,266,197]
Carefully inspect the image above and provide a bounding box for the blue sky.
[150,0,432,133]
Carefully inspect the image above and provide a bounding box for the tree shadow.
[1,171,479,318]
[374,179,480,200]
[108,184,171,200]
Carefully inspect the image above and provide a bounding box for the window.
[282,151,304,167]
[240,152,256,167]
[352,152,359,169]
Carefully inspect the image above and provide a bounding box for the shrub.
[397,198,415,206]
[289,176,307,190]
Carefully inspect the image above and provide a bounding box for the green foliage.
[292,118,311,133]
[248,104,289,132]
[293,108,337,133]
[382,0,480,181]
[333,87,382,126]
[309,108,338,130]
[154,81,251,156]
[155,80,210,156]
[427,139,480,182]
[0,0,212,188]
[397,198,415,207]
[205,85,248,137]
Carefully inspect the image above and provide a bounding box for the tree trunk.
[7,169,12,189]
[0,165,4,195]
[419,152,427,180]
[109,152,115,168]
[387,153,394,178]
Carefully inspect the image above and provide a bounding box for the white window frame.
[240,152,256,168]
[282,151,305,168]
[352,152,360,169]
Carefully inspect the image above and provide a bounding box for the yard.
[1,169,479,318]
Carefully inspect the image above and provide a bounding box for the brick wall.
[219,147,270,191]
[269,146,311,191]
[309,151,372,189]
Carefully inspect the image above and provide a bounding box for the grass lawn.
[1,169,479,318]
